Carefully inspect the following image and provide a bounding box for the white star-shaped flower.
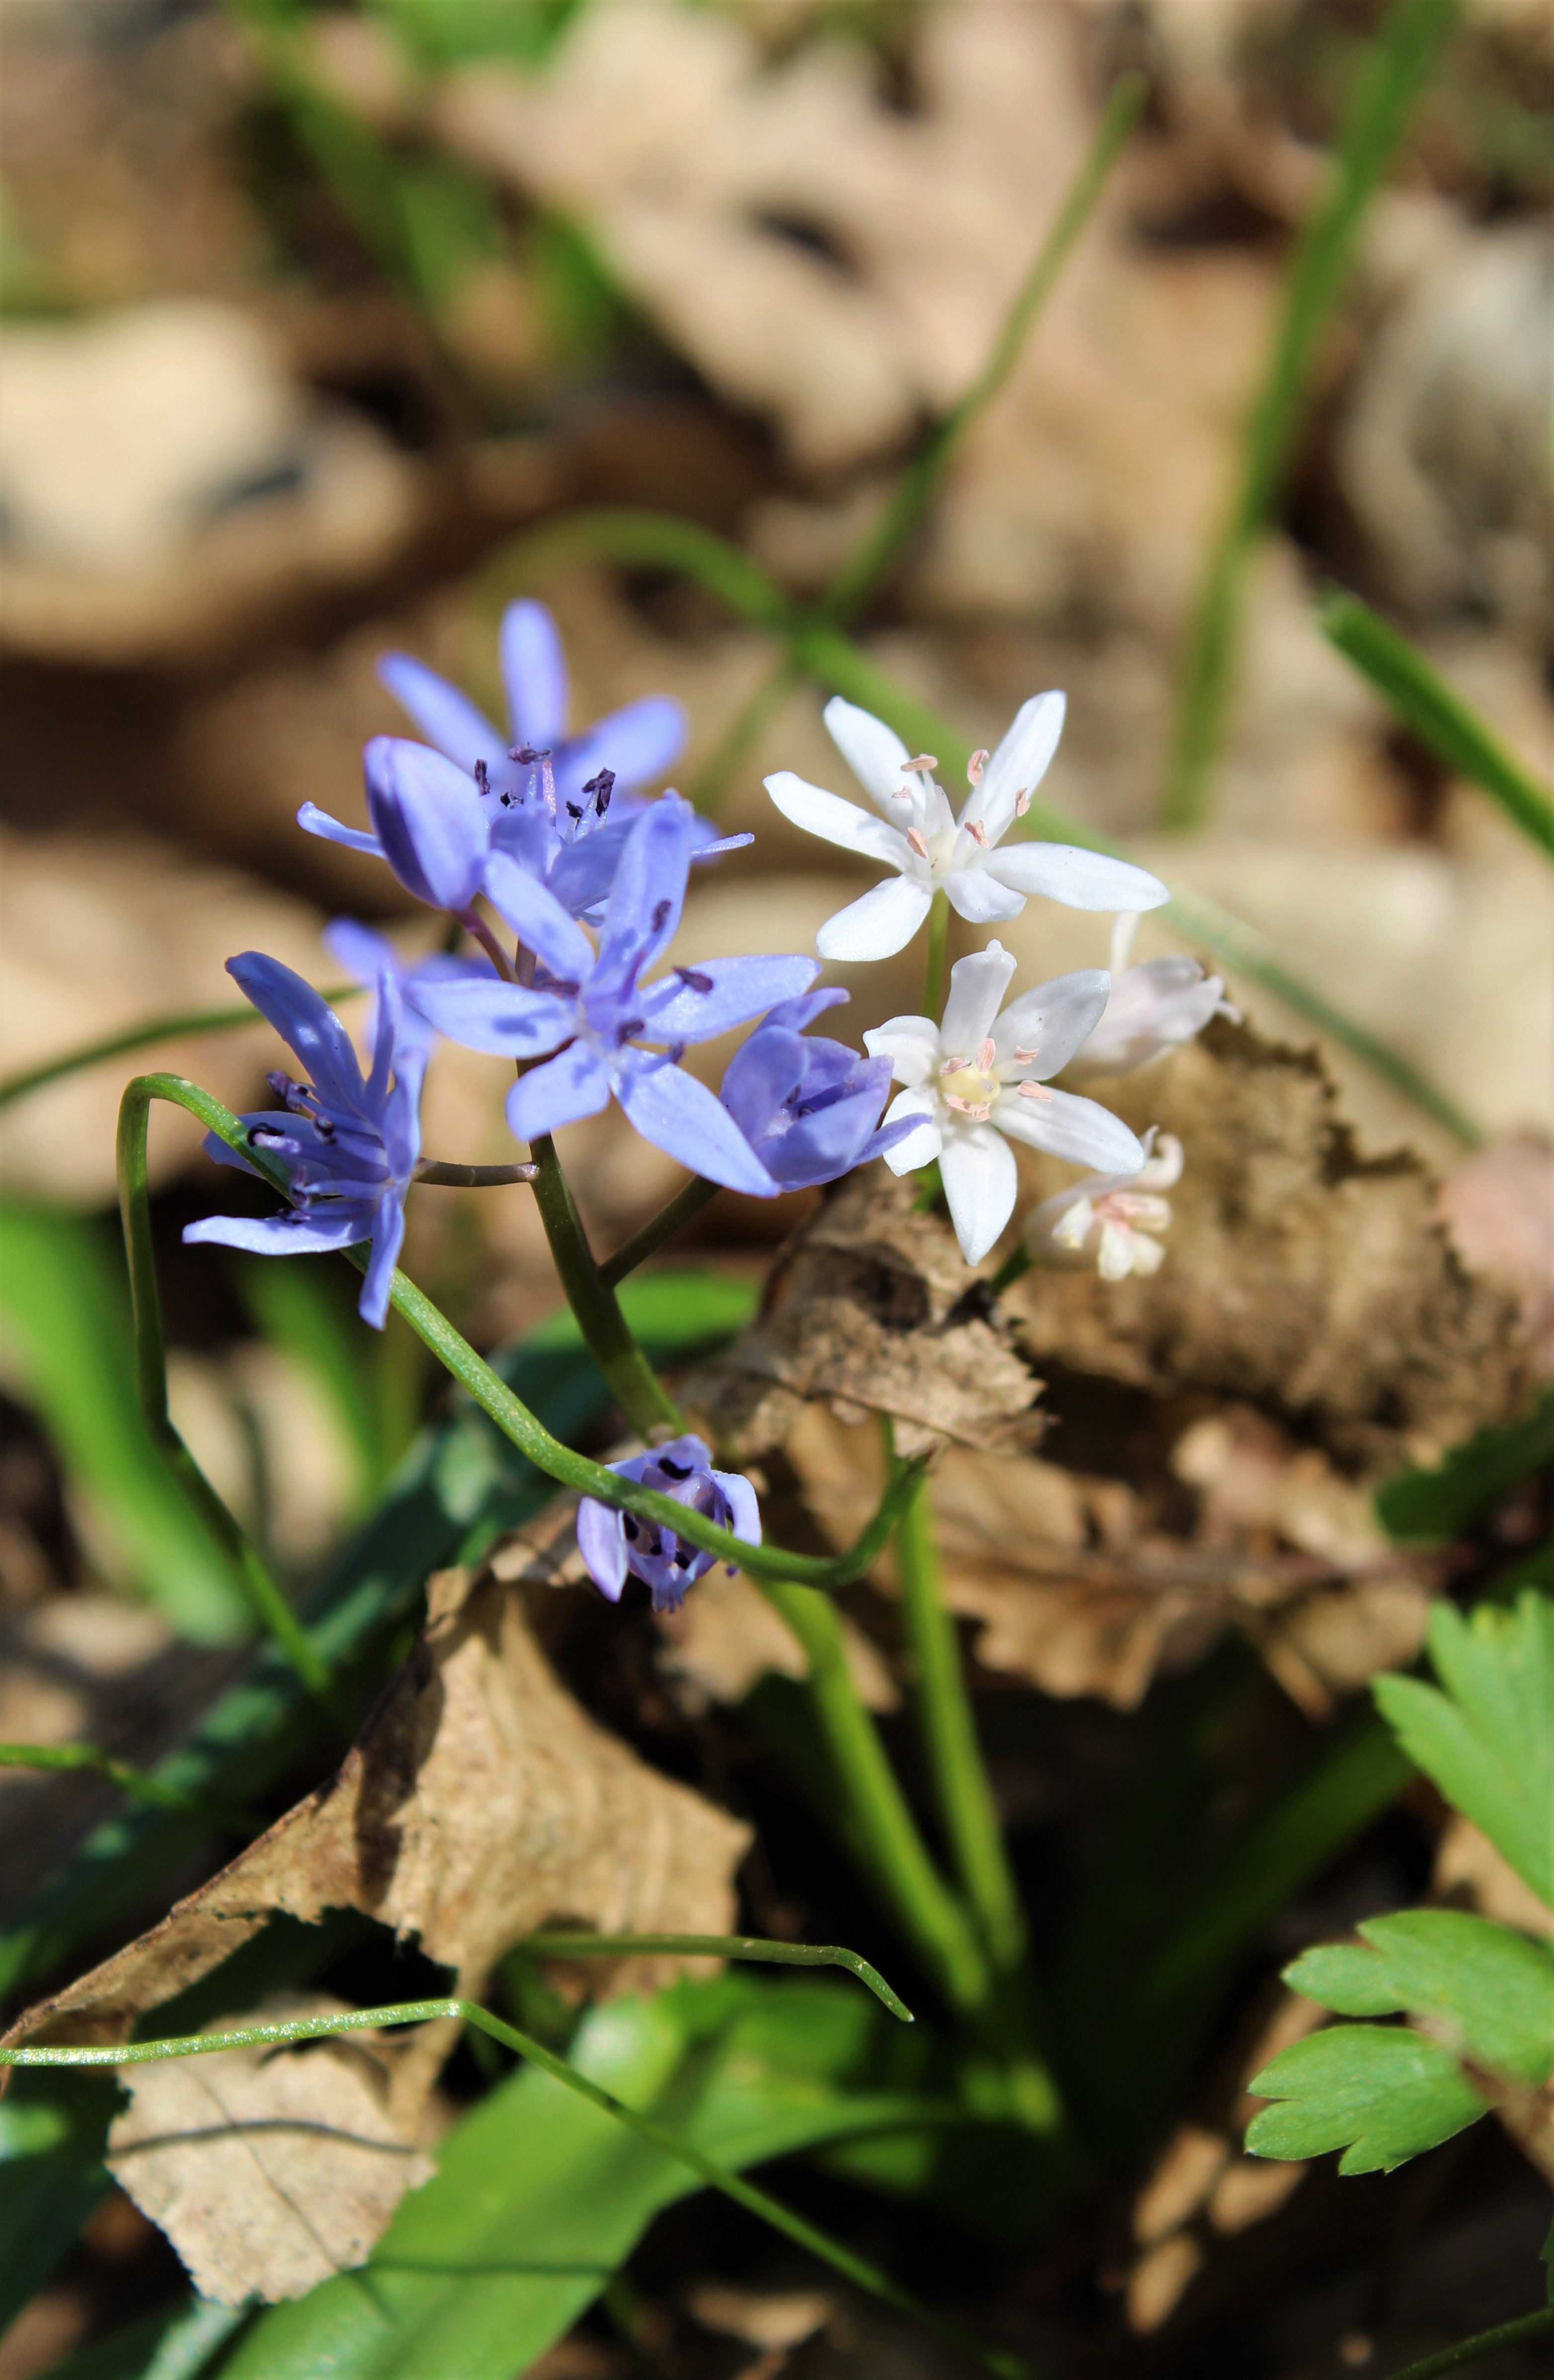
[864,942,1146,1265]
[1068,914,1239,1078]
[765,694,1168,962]
[1024,1129,1184,1279]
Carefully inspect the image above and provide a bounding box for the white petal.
[943,864,1026,924]
[880,1086,941,1174]
[822,695,913,810]
[993,1086,1145,1173]
[764,770,906,867]
[939,941,1016,1053]
[984,843,1168,913]
[939,1125,1017,1265]
[967,691,1065,841]
[1097,1221,1136,1280]
[816,874,933,962]
[992,970,1111,1072]
[863,1015,943,1088]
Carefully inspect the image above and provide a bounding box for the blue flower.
[183,953,424,1329]
[298,600,748,920]
[719,987,913,1190]
[321,917,484,1063]
[576,1435,761,1613]
[410,795,817,1194]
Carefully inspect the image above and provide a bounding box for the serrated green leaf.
[1286,1910,1554,2084]
[1245,2025,1488,2174]
[1375,1592,1554,1907]
[1375,1390,1554,1544]
[214,1976,939,2380]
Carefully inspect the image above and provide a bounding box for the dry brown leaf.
[105,1997,436,2306]
[1009,1019,1534,1474]
[1438,1135,1554,1376]
[680,1166,1044,1464]
[5,1561,749,2073]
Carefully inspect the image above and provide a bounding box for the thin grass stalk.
[513,1933,913,2022]
[1160,0,1459,829]
[0,2001,1031,2380]
[0,991,355,1113]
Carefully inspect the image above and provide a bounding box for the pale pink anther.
[906,828,930,860]
[967,749,989,787]
[901,755,938,775]
[1013,1046,1041,1063]
[944,1095,991,1120]
[1014,790,1032,817]
[1017,1080,1054,1100]
[966,819,989,848]
[976,1039,996,1071]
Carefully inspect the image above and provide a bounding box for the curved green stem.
[921,890,950,1022]
[515,1932,913,2023]
[600,1175,721,1287]
[154,1074,922,1587]
[528,1135,685,1437]
[753,1576,989,2017]
[1381,2308,1554,2380]
[116,1081,351,1730]
[0,2001,1029,2380]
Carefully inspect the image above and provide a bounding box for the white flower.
[1024,1129,1184,1280]
[765,695,1169,962]
[864,942,1146,1265]
[1068,914,1239,1079]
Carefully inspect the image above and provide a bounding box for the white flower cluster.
[767,695,1225,1269]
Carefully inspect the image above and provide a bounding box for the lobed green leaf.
[1245,2024,1487,2174]
[1285,1910,1554,2085]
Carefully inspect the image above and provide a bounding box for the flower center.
[940,1041,999,1119]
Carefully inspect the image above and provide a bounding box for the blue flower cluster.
[189,601,904,1347]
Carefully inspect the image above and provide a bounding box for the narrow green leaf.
[0,2073,116,2334]
[1375,1592,1554,1908]
[0,990,353,1114]
[1375,1389,1554,1543]
[1320,591,1554,860]
[0,1201,249,1644]
[1382,2307,1554,2380]
[1161,0,1459,827]
[1245,2024,1487,2173]
[1286,1910,1554,2084]
[38,2297,248,2380]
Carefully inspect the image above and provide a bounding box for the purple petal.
[505,1041,612,1144]
[613,1048,779,1196]
[482,851,598,983]
[356,1193,405,1330]
[553,696,687,803]
[500,600,569,752]
[322,918,400,987]
[594,797,694,996]
[711,1468,762,1550]
[639,954,819,1045]
[226,953,367,1119]
[410,974,574,1059]
[200,1127,259,1178]
[363,736,490,913]
[690,829,754,863]
[297,804,384,861]
[719,1026,808,1142]
[183,1208,370,1258]
[377,652,508,783]
[576,1497,628,1602]
[763,986,850,1035]
[544,822,636,920]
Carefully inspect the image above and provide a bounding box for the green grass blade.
[1380,2306,1554,2380]
[517,1933,914,2023]
[820,74,1145,623]
[0,1201,251,1644]
[1321,590,1554,859]
[1161,0,1459,829]
[0,993,355,1114]
[0,1743,256,1831]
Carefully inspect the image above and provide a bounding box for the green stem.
[0,1742,257,1832]
[1381,2308,1554,2380]
[515,1932,913,2023]
[986,1245,1031,1300]
[116,1082,351,1729]
[600,1175,722,1287]
[0,2000,1030,2380]
[1160,0,1459,829]
[155,1073,922,1586]
[414,1160,537,1188]
[922,890,950,1021]
[894,1472,1026,1974]
[819,74,1146,624]
[527,1134,685,1437]
[753,1575,989,2017]
[0,990,356,1113]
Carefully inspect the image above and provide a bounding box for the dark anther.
[474,759,490,797]
[582,768,615,817]
[674,1546,694,1568]
[651,899,672,933]
[623,1515,639,1541]
[500,790,513,806]
[657,1457,693,1481]
[566,801,584,821]
[674,966,713,994]
[315,1116,336,1138]
[265,1070,290,1100]
[509,745,550,765]
[616,1017,645,1045]
[667,1041,687,1065]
